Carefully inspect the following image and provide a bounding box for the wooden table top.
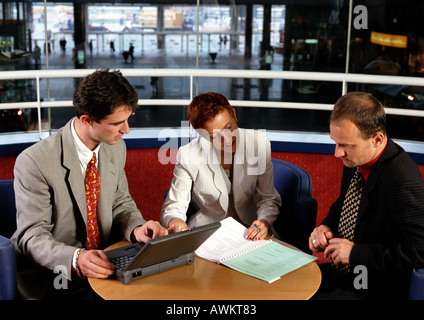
[88,240,321,300]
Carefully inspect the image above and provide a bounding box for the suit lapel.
[61,120,120,244]
[199,137,229,213]
[61,120,87,224]
[97,144,118,241]
[232,129,246,206]
[357,138,398,222]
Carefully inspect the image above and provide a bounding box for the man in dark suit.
[309,91,424,299]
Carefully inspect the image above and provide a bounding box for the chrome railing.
[1,68,424,140]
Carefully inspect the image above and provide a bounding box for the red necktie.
[85,152,101,250]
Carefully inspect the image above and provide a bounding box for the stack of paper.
[195,217,317,283]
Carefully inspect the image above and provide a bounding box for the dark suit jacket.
[322,137,424,299]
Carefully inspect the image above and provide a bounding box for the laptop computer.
[105,221,221,284]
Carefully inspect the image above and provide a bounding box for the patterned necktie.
[331,166,364,276]
[85,152,101,250]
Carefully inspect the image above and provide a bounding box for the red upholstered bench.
[2,147,424,262]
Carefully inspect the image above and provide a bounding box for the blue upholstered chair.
[409,268,424,300]
[0,179,18,300]
[163,159,317,253]
[0,235,18,300]
[271,158,318,253]
[0,180,17,239]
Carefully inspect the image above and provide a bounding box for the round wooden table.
[88,240,321,300]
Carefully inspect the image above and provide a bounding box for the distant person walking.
[33,43,41,68]
[110,40,115,54]
[129,43,135,61]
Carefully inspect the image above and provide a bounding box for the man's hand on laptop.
[133,220,169,243]
[77,249,115,279]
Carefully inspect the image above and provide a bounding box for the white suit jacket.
[160,128,281,229]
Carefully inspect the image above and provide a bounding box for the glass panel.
[48,106,74,130]
[133,104,187,128]
[0,79,37,132]
[0,1,422,142]
[0,108,26,133]
[237,107,331,133]
[348,81,424,141]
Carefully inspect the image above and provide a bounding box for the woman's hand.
[245,219,270,240]
[167,217,188,234]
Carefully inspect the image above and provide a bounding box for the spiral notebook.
[195,217,317,283]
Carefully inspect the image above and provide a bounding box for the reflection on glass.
[0,2,422,141]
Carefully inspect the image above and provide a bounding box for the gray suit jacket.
[11,119,146,299]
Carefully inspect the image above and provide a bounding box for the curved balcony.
[1,68,423,230]
[0,68,423,162]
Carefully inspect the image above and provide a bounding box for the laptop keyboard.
[110,255,135,271]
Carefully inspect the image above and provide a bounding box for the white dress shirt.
[70,117,101,270]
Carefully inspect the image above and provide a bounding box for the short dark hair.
[187,92,235,129]
[330,91,386,139]
[73,68,138,122]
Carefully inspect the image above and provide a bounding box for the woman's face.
[202,109,238,156]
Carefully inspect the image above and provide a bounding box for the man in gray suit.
[12,69,168,299]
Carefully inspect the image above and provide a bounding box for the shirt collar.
[359,142,386,182]
[71,118,101,168]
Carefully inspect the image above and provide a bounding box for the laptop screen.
[125,221,221,270]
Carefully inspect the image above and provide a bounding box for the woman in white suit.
[160,92,281,240]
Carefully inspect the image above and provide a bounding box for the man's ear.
[80,115,94,127]
[372,131,385,147]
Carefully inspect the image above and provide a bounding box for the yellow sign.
[370,31,408,48]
